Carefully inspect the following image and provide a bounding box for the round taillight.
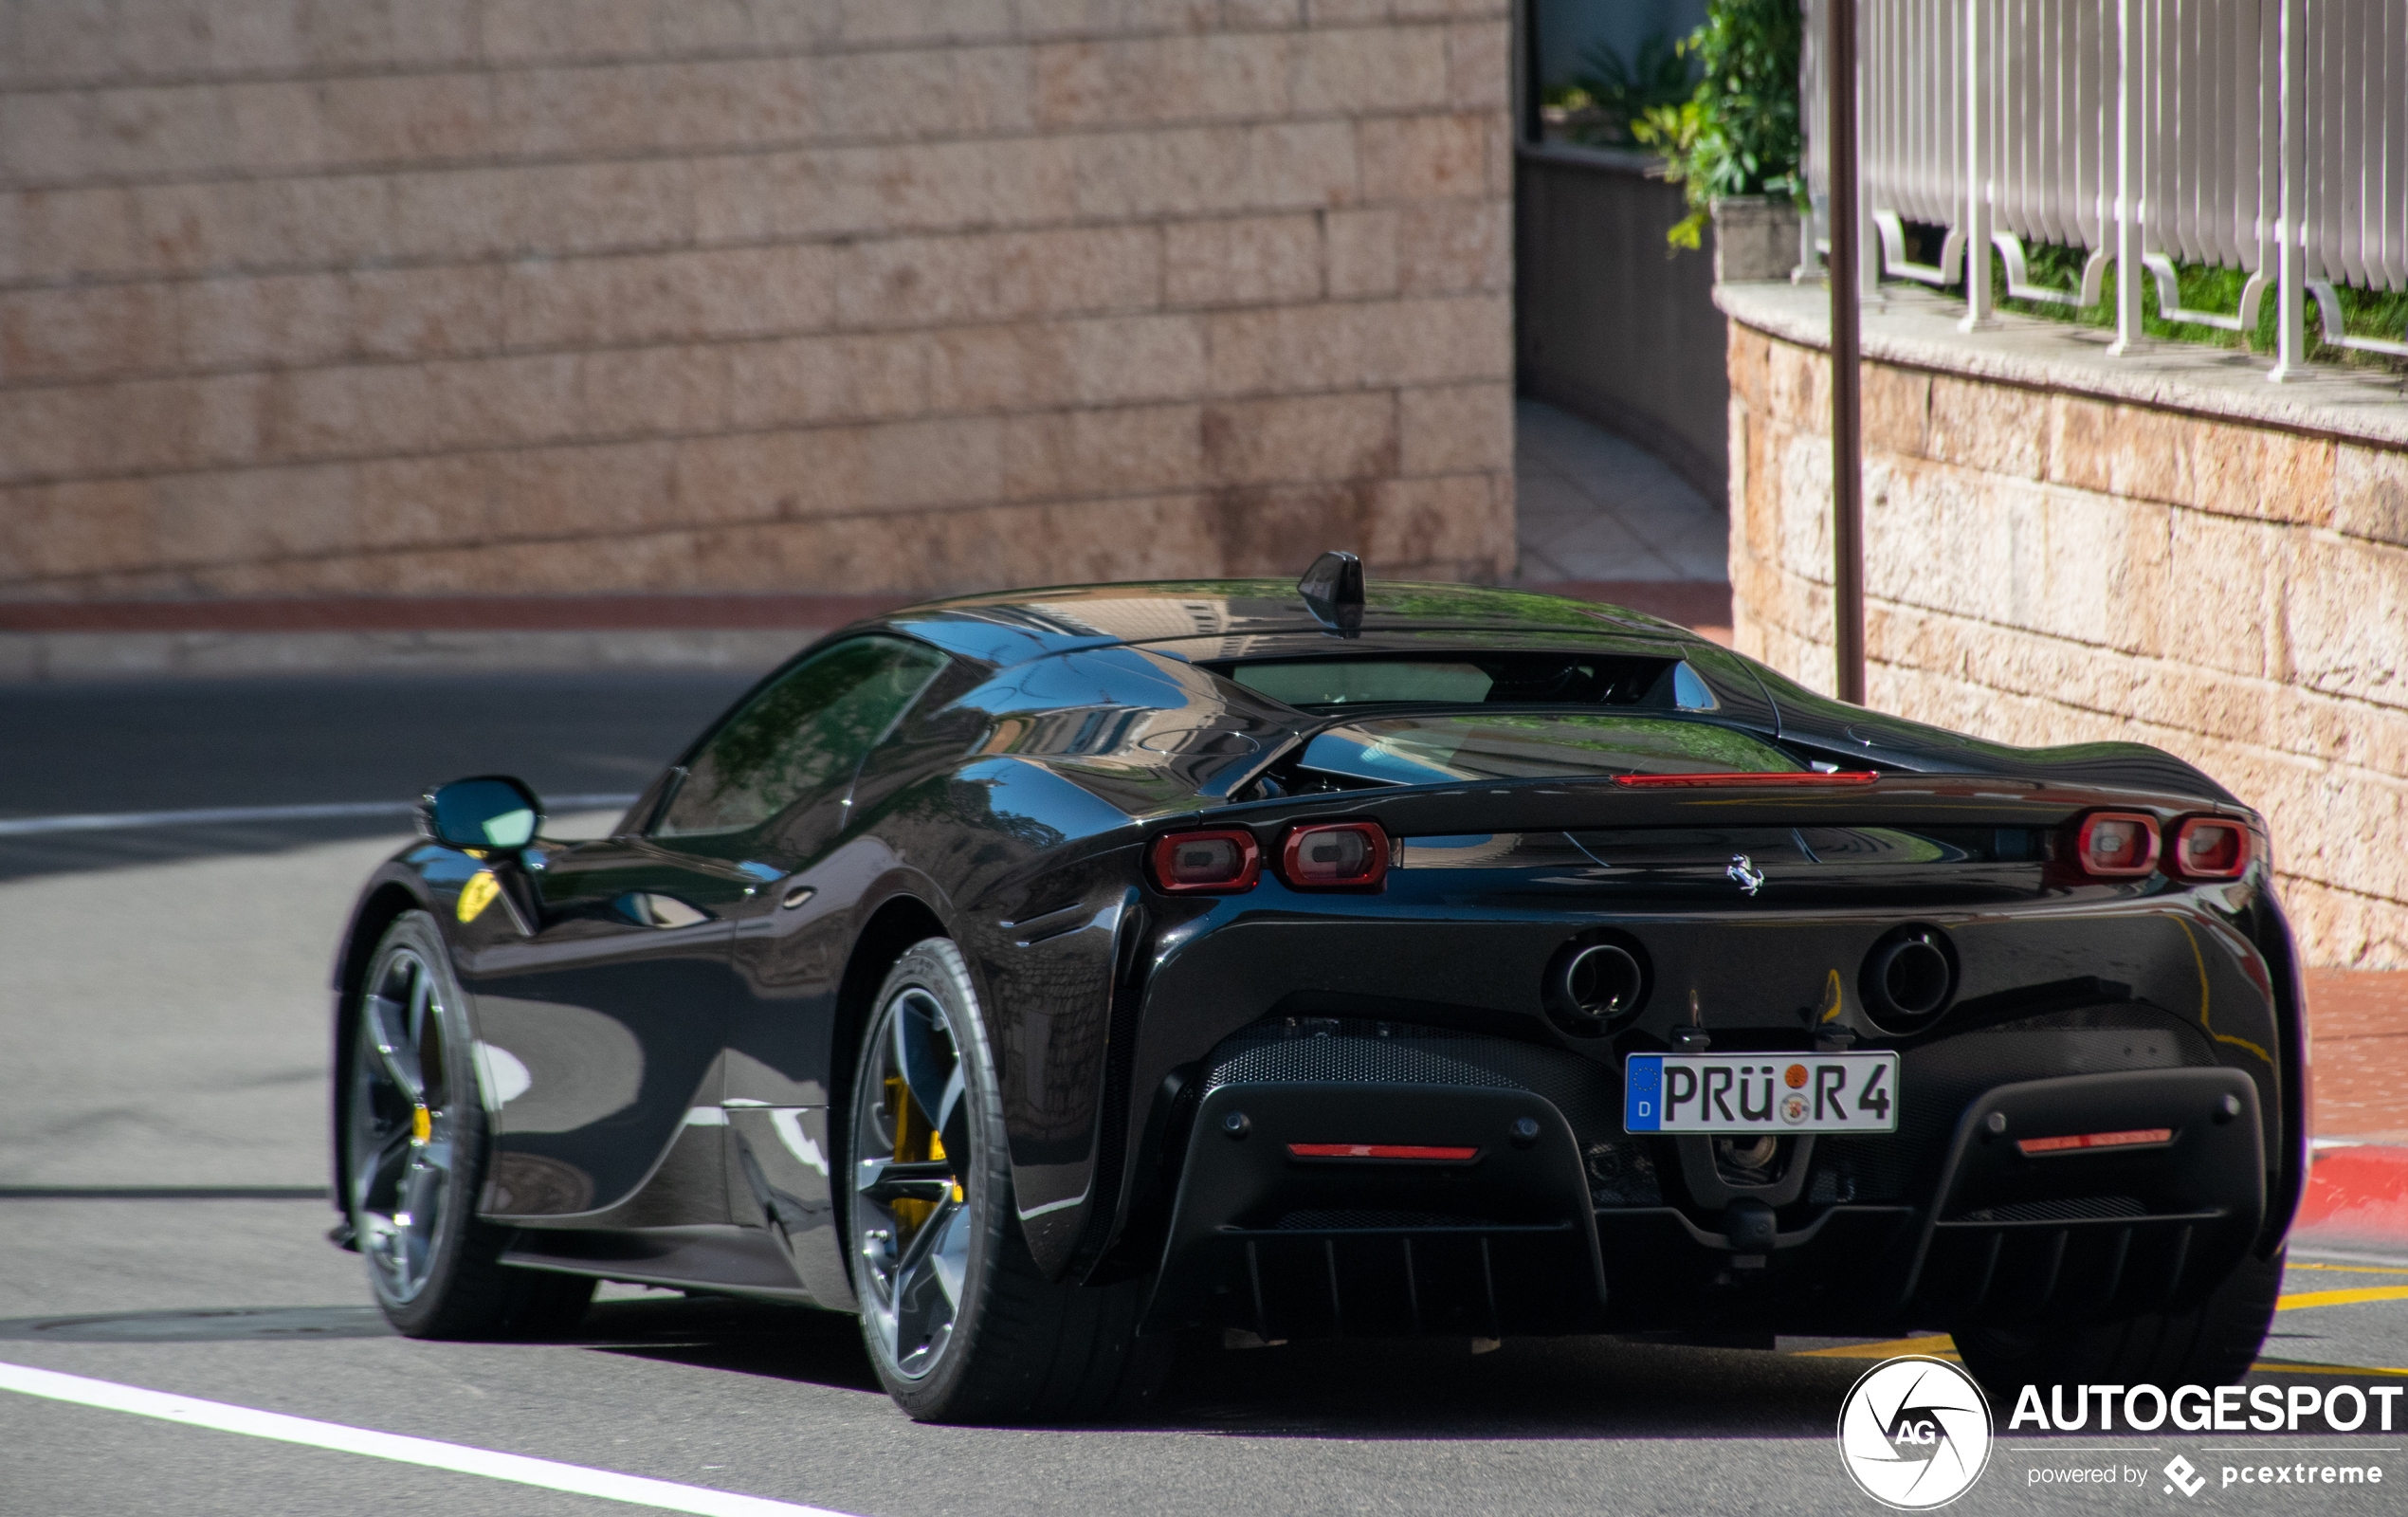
[1149,830,1261,893]
[2076,812,2161,878]
[1277,822,1388,889]
[2172,817,2250,880]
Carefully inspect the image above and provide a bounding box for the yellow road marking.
[1783,1272,2408,1364]
[1797,1335,1957,1359]
[2290,1261,2408,1276]
[2277,1286,2408,1310]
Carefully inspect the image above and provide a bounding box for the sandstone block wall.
[0,1,1515,601]
[1725,317,2408,969]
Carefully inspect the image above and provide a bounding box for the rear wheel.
[846,937,1170,1423]
[1954,1245,2283,1401]
[344,911,593,1339]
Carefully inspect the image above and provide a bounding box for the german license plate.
[1624,1052,1899,1134]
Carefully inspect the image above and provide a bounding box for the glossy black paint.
[329,578,2306,1332]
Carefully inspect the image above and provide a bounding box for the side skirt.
[499,1223,826,1306]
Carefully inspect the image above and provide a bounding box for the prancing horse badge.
[1726,853,1765,896]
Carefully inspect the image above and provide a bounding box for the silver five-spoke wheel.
[349,940,462,1306]
[852,982,976,1379]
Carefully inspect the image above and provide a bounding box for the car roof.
[875,578,1706,667]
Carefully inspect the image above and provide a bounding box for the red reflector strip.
[1286,1142,1480,1161]
[2016,1127,2174,1156]
[1614,771,1881,788]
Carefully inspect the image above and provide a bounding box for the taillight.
[2171,817,2251,879]
[2075,812,2161,877]
[1149,829,1261,893]
[1277,821,1389,889]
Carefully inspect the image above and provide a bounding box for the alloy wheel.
[852,985,975,1379]
[349,945,461,1305]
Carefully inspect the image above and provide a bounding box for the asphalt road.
[2,673,2404,1516]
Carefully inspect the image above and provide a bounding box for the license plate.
[1624,1052,1899,1134]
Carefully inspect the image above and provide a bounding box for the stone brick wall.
[1722,286,2408,970]
[0,1,1514,602]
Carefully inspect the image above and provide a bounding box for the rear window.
[1294,714,1800,787]
[1215,652,1717,711]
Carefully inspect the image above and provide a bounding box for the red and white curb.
[2296,1143,2408,1255]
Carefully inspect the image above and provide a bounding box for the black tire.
[343,911,594,1340]
[845,937,1171,1424]
[1955,1245,2283,1401]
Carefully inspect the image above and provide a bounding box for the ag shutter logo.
[1836,1356,1995,1509]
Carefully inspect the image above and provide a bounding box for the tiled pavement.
[1514,398,1729,585]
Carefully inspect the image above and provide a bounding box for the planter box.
[1713,195,1802,283]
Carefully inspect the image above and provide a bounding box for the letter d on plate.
[1625,1054,1663,1132]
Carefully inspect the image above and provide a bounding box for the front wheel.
[1954,1246,2283,1402]
[343,911,593,1339]
[846,938,1169,1423]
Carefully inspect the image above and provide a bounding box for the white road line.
[0,795,637,838]
[0,1361,861,1517]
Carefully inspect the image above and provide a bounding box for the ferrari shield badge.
[457,869,501,923]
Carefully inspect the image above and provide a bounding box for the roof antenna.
[1297,550,1364,634]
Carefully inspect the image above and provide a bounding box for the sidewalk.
[2306,969,2408,1145]
[2296,970,2408,1253]
[1513,398,1733,642]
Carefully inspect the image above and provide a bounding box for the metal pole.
[1828,0,1866,705]
[2107,0,2144,356]
[2269,0,2307,380]
[1960,0,1995,331]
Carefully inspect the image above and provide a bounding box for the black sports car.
[330,555,2303,1422]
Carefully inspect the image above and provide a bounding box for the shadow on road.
[570,1294,1860,1440]
[0,1306,394,1343]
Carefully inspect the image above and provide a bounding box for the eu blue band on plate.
[1625,1053,1663,1132]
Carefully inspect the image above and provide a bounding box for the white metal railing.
[1800,0,2408,375]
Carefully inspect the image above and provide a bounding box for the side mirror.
[418,776,544,851]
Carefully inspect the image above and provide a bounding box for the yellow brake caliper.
[887,1073,933,1240]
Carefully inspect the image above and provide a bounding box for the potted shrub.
[1633,0,1804,282]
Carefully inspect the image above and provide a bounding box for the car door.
[451,822,759,1222]
[454,636,938,1227]
[696,635,954,1302]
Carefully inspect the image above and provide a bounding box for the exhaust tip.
[1547,939,1649,1035]
[1860,927,1956,1029]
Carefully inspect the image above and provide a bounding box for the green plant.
[1990,243,2408,375]
[1633,0,1805,251]
[1544,31,1699,147]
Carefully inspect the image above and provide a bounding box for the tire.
[845,937,1172,1424]
[1954,1245,2284,1401]
[343,911,594,1340]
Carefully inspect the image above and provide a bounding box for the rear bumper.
[1145,1082,1608,1337]
[1141,1027,2268,1339]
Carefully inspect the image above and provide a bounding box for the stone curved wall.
[1721,283,2408,969]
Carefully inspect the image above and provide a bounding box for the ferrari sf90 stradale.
[332,555,2300,1421]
